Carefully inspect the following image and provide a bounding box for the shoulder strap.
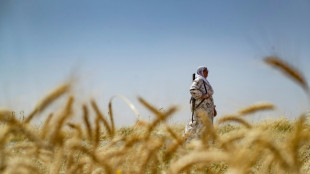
[195,81,208,109]
[203,80,207,94]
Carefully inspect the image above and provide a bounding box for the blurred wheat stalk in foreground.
[264,56,310,101]
[0,57,309,174]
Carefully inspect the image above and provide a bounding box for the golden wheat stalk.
[67,123,82,139]
[67,161,87,174]
[98,148,128,164]
[165,134,186,163]
[37,149,53,164]
[138,97,163,117]
[25,83,71,123]
[264,56,309,97]
[198,112,218,146]
[41,113,54,138]
[0,126,11,170]
[139,141,163,174]
[109,95,141,120]
[255,137,293,172]
[91,99,112,138]
[138,97,177,139]
[217,115,252,129]
[48,96,74,145]
[165,125,180,141]
[168,151,229,174]
[93,116,101,149]
[5,123,44,149]
[82,104,92,141]
[0,109,16,124]
[238,102,275,115]
[138,97,177,120]
[220,134,245,151]
[49,148,64,174]
[6,159,40,174]
[70,143,112,174]
[108,102,115,139]
[150,156,160,174]
[287,115,306,173]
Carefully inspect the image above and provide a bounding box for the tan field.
[0,57,309,174]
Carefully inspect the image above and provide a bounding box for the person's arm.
[203,81,214,99]
[190,79,203,100]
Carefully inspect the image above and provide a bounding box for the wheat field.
[0,57,310,174]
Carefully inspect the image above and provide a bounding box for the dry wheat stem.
[138,97,166,118]
[0,109,16,123]
[67,161,87,174]
[49,148,64,174]
[169,151,229,174]
[108,102,115,138]
[139,141,163,174]
[255,137,292,172]
[91,99,112,138]
[165,125,181,141]
[94,116,101,149]
[67,123,83,139]
[199,113,217,145]
[48,96,74,145]
[25,83,70,123]
[6,160,40,174]
[217,115,252,129]
[71,144,112,174]
[238,102,275,115]
[137,97,177,140]
[83,104,93,142]
[109,95,141,120]
[264,56,310,97]
[220,134,245,151]
[287,116,307,172]
[41,113,54,138]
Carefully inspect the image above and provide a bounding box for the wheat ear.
[138,97,177,139]
[41,113,54,139]
[82,104,92,142]
[168,151,229,174]
[48,96,74,145]
[217,115,252,129]
[265,56,309,97]
[91,99,112,138]
[25,83,70,123]
[238,102,275,115]
[108,102,115,138]
[93,116,101,149]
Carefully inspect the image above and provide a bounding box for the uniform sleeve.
[190,79,203,99]
[206,82,215,106]
[207,85,214,96]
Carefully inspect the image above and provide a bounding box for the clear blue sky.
[1,0,310,126]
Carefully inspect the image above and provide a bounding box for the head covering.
[196,66,207,78]
[193,66,212,91]
[190,66,211,91]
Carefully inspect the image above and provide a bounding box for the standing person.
[184,66,217,142]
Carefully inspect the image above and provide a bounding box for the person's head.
[197,66,208,78]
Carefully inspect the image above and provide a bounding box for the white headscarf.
[191,66,213,94]
[196,66,208,83]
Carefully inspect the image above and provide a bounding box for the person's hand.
[214,108,217,117]
[201,94,210,99]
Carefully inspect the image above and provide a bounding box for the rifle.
[190,74,196,122]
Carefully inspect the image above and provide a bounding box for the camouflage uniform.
[184,75,215,142]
